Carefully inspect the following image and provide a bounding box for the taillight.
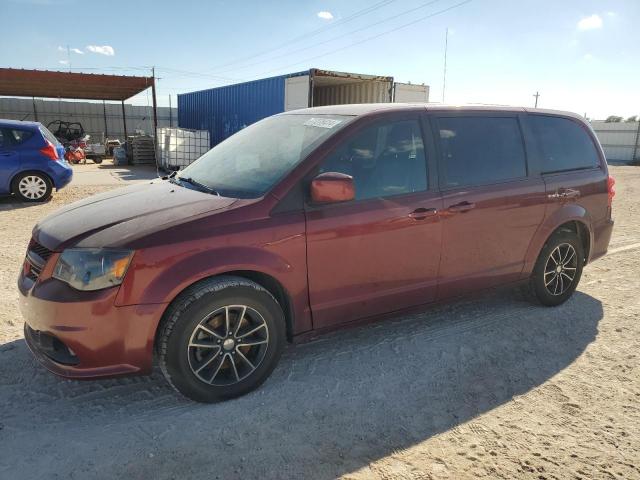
[607,175,615,207]
[39,140,59,161]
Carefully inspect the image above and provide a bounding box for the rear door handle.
[0,152,14,156]
[448,201,476,213]
[548,188,580,200]
[408,207,438,220]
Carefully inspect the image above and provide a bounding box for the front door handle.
[0,152,14,157]
[448,201,476,213]
[408,207,438,220]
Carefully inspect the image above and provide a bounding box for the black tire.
[158,276,286,403]
[93,156,103,164]
[12,171,53,202]
[528,230,584,306]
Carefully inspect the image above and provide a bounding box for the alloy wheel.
[187,305,269,386]
[543,243,578,296]
[18,176,47,200]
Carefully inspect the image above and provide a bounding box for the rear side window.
[39,125,61,146]
[8,129,34,144]
[437,117,527,188]
[529,115,600,173]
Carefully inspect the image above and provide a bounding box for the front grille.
[28,239,53,261]
[24,239,54,282]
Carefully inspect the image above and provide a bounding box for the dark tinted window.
[318,119,427,200]
[0,129,5,149]
[8,129,33,144]
[529,115,600,173]
[437,117,527,188]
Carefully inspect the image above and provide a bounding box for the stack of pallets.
[127,135,156,165]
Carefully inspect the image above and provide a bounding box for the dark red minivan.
[18,104,614,402]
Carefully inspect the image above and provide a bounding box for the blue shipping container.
[178,69,395,147]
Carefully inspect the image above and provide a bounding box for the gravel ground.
[0,167,639,479]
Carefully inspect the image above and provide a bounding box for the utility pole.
[533,91,540,108]
[66,45,71,72]
[442,27,449,103]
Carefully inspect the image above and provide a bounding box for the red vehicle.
[18,105,614,402]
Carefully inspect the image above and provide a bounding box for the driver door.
[305,115,443,329]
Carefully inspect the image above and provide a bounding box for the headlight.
[53,249,134,291]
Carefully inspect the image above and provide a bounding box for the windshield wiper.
[173,176,220,196]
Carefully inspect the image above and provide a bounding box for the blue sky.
[1,0,638,119]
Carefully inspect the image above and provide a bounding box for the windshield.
[177,114,353,198]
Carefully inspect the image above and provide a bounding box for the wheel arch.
[151,269,297,354]
[523,205,593,277]
[10,169,53,193]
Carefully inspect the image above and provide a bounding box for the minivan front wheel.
[529,231,584,306]
[158,276,286,402]
[13,172,52,202]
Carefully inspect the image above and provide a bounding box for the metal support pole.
[103,100,109,138]
[32,97,38,121]
[151,68,158,136]
[169,95,172,127]
[633,120,640,164]
[121,100,128,141]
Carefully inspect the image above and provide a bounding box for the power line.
[211,0,444,75]
[255,0,473,77]
[192,0,398,75]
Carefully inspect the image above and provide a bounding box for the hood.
[34,181,238,250]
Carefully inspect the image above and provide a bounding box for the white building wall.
[591,120,640,162]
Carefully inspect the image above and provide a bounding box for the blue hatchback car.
[0,119,73,202]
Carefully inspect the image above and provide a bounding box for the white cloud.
[317,11,333,20]
[58,60,69,65]
[58,46,85,54]
[577,14,603,31]
[606,11,616,17]
[86,45,115,56]
[583,53,595,61]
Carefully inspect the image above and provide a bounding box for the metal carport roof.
[0,68,154,101]
[0,68,159,141]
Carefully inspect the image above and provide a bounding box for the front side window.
[318,119,428,200]
[177,114,352,198]
[437,116,527,188]
[529,115,600,173]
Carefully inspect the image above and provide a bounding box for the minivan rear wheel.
[158,276,286,402]
[529,231,584,306]
[13,172,52,202]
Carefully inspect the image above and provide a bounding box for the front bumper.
[18,271,166,379]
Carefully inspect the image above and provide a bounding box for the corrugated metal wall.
[591,121,640,162]
[178,72,307,147]
[0,97,177,142]
[313,81,391,106]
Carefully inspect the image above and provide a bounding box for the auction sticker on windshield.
[303,118,343,129]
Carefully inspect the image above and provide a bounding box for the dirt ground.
[0,166,638,479]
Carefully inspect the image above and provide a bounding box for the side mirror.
[310,172,355,204]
